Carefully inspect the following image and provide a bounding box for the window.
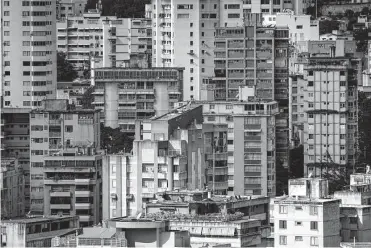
[4,1,9,6]
[190,32,193,37]
[295,236,303,241]
[3,21,9,26]
[308,81,313,86]
[65,125,73,132]
[295,206,303,210]
[279,220,287,229]
[279,236,287,245]
[295,221,302,226]
[190,59,194,64]
[112,179,116,188]
[202,59,205,64]
[3,41,10,46]
[4,61,10,66]
[4,31,9,36]
[210,104,215,109]
[340,134,346,139]
[190,23,193,27]
[349,217,357,224]
[309,114,313,118]
[190,41,193,46]
[207,116,215,121]
[340,81,346,86]
[340,71,345,76]
[22,41,30,46]
[310,221,318,230]
[279,205,287,214]
[296,25,303,29]
[309,134,314,139]
[310,237,318,246]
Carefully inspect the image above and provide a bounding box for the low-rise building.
[273,178,341,247]
[334,171,371,243]
[56,80,92,107]
[107,217,190,247]
[0,216,79,247]
[76,227,127,248]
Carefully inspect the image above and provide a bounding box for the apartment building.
[199,100,278,196]
[1,108,31,215]
[334,172,371,243]
[56,0,88,19]
[1,157,27,219]
[102,105,204,218]
[1,0,57,108]
[273,178,341,247]
[289,75,306,147]
[145,190,271,246]
[92,67,184,131]
[303,40,361,177]
[0,216,79,247]
[57,10,151,72]
[29,100,102,227]
[210,21,290,170]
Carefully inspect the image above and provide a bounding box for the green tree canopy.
[85,0,150,18]
[100,124,134,154]
[57,52,78,82]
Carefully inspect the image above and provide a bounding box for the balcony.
[173,172,179,181]
[228,41,244,49]
[75,178,93,185]
[50,192,71,197]
[257,62,273,69]
[158,172,166,179]
[208,181,228,190]
[142,187,154,194]
[49,132,61,137]
[244,124,262,131]
[44,179,75,185]
[50,204,71,210]
[79,215,94,222]
[75,191,92,197]
[142,172,154,178]
[49,119,61,125]
[75,203,91,209]
[206,152,228,161]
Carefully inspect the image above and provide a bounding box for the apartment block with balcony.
[175,100,278,196]
[303,40,361,177]
[1,157,27,219]
[1,108,31,215]
[29,100,102,227]
[209,20,290,170]
[334,172,371,243]
[273,178,341,248]
[56,0,87,19]
[200,101,278,197]
[92,67,184,131]
[289,75,306,147]
[1,0,57,108]
[102,105,205,218]
[57,10,151,72]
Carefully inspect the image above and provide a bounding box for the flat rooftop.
[79,227,116,239]
[151,104,201,121]
[2,216,77,224]
[274,195,340,204]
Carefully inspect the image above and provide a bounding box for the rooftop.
[274,195,340,204]
[2,216,77,224]
[78,227,116,239]
[95,67,185,71]
[151,104,201,121]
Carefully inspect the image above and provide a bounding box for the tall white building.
[303,41,360,177]
[1,0,57,108]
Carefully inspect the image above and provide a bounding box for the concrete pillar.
[167,157,173,191]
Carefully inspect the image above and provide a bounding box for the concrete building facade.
[303,41,360,177]
[0,216,79,247]
[199,101,278,196]
[1,0,57,108]
[29,100,102,227]
[209,22,290,170]
[0,157,27,219]
[57,11,152,72]
[1,108,31,215]
[92,67,184,131]
[273,178,341,248]
[102,106,204,219]
[56,0,88,19]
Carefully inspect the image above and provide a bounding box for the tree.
[100,123,134,154]
[57,52,78,82]
[345,9,354,18]
[289,145,304,179]
[322,169,349,194]
[85,0,150,18]
[276,159,288,196]
[319,20,340,35]
[361,7,369,16]
[81,86,95,109]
